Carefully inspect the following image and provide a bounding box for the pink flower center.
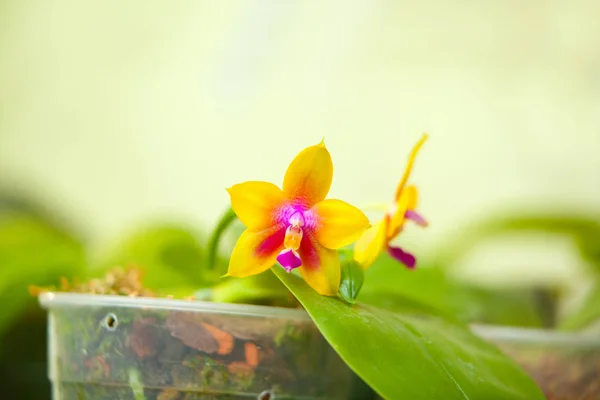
[277,209,312,272]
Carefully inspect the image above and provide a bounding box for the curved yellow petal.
[283,140,333,207]
[298,233,340,296]
[405,185,419,210]
[311,199,370,249]
[387,188,414,239]
[354,219,388,269]
[227,225,285,277]
[394,134,428,201]
[227,181,286,230]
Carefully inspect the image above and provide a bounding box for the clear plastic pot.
[39,293,371,400]
[473,324,600,400]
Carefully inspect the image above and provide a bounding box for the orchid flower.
[226,140,370,296]
[354,134,428,269]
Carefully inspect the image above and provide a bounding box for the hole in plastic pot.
[257,390,274,400]
[102,313,118,331]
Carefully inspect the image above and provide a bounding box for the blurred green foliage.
[436,214,600,271]
[0,193,85,341]
[0,190,85,399]
[433,213,600,330]
[97,224,216,294]
[1,189,599,399]
[560,284,600,331]
[0,197,598,334]
[202,272,296,307]
[359,255,547,328]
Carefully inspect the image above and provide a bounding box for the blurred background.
[1,1,599,399]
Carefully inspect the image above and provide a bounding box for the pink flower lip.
[277,249,302,272]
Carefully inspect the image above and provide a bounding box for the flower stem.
[206,207,238,271]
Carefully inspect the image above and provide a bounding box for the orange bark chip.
[227,361,254,376]
[244,342,259,367]
[201,322,234,355]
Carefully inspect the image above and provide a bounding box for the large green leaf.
[361,254,545,327]
[273,268,545,400]
[559,282,600,331]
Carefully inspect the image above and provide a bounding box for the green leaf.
[339,260,364,304]
[559,282,600,331]
[273,268,545,400]
[360,255,545,327]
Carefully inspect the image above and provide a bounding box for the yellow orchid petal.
[387,187,416,238]
[283,140,333,207]
[311,199,370,249]
[405,185,419,210]
[227,181,286,230]
[298,233,340,296]
[227,225,285,278]
[394,134,428,201]
[354,219,388,269]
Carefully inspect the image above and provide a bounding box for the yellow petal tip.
[318,137,326,147]
[394,134,428,200]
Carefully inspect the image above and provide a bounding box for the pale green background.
[1,1,599,295]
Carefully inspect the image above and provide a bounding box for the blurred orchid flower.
[354,134,428,269]
[226,140,370,296]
